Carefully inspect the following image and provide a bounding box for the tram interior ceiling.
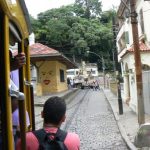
[9,23,21,46]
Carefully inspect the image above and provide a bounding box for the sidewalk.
[103,88,150,150]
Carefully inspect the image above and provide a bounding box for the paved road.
[62,89,129,150]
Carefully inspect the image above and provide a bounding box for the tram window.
[67,71,75,75]
[60,69,65,82]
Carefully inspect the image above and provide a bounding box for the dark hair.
[43,96,66,125]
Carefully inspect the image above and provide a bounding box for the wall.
[109,81,118,95]
[36,60,67,95]
[121,52,150,113]
[128,72,138,113]
[117,0,150,113]
[142,71,150,115]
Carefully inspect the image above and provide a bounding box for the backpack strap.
[32,129,47,144]
[32,128,68,150]
[55,128,68,150]
[55,128,67,142]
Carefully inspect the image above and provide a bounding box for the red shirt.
[16,127,80,150]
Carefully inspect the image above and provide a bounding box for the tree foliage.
[75,0,102,19]
[30,2,117,71]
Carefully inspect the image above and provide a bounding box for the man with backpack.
[16,96,80,150]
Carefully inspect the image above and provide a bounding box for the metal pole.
[112,17,123,115]
[102,56,105,88]
[18,42,26,150]
[129,0,145,124]
[30,85,35,131]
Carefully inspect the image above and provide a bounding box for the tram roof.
[30,43,78,69]
[0,0,32,39]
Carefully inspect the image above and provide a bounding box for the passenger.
[10,50,26,87]
[16,96,80,150]
[11,94,30,149]
[0,50,27,149]
[9,50,26,71]
[10,50,30,149]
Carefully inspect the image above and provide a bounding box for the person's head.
[42,96,66,126]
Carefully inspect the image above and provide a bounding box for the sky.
[25,0,120,18]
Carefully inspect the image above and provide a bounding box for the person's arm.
[64,132,80,150]
[16,132,39,150]
[10,52,26,71]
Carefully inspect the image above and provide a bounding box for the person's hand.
[15,53,26,67]
[10,52,26,71]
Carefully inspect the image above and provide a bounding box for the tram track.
[62,89,89,131]
[35,89,89,129]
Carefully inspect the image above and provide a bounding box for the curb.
[102,89,137,150]
[34,88,79,107]
[117,122,137,150]
[62,88,79,100]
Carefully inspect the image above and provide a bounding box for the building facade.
[117,0,150,113]
[30,43,77,95]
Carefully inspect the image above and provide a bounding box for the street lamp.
[87,50,105,88]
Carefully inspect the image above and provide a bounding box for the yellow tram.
[0,0,33,149]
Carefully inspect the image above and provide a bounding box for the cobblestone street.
[35,89,129,150]
[62,90,129,150]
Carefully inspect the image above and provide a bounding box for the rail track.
[62,89,89,130]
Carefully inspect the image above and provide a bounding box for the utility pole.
[102,56,105,88]
[112,17,123,115]
[129,0,145,124]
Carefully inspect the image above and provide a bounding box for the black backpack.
[32,128,68,150]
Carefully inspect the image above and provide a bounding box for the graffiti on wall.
[40,70,53,85]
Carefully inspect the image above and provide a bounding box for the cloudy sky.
[25,0,120,18]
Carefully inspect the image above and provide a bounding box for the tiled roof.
[120,42,150,59]
[11,43,78,69]
[127,42,150,52]
[29,43,77,69]
[30,43,59,56]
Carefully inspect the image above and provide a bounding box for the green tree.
[75,0,102,19]
[30,5,116,71]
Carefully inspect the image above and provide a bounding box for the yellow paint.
[36,83,43,96]
[0,1,31,149]
[36,60,67,95]
[4,14,14,150]
[0,0,29,38]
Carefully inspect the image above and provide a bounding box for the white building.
[117,0,150,113]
